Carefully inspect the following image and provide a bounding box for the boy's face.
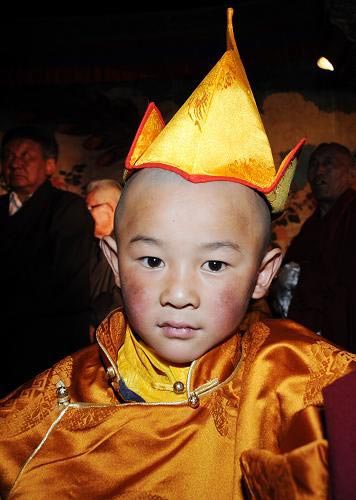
[117,170,280,364]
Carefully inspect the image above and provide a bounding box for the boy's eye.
[202,260,227,272]
[141,257,164,268]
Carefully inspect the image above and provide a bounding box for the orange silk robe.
[1,310,355,499]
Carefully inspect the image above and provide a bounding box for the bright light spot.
[317,57,334,71]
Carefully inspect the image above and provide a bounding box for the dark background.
[0,1,355,118]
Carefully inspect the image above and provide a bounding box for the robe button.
[173,381,185,394]
[56,380,70,408]
[188,392,200,408]
[106,366,116,381]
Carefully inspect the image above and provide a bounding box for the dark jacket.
[0,180,95,395]
[285,189,356,353]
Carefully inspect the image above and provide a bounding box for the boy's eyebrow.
[200,241,241,252]
[129,235,163,246]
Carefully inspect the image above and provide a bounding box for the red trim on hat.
[262,138,306,193]
[125,137,306,193]
[125,102,165,170]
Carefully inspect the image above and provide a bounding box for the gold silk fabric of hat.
[125,8,305,213]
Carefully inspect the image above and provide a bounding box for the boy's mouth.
[159,321,199,339]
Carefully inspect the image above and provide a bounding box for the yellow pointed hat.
[125,7,305,213]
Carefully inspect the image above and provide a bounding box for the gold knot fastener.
[56,380,70,408]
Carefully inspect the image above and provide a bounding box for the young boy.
[1,9,355,499]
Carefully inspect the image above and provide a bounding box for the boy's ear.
[110,246,121,288]
[114,233,121,288]
[114,271,121,288]
[252,247,283,299]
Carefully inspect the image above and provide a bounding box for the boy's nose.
[160,271,200,309]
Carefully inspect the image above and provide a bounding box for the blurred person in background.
[271,142,356,352]
[86,179,122,336]
[0,125,94,396]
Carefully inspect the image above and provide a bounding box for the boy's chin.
[157,350,195,366]
[155,345,211,366]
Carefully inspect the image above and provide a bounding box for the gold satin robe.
[1,310,355,499]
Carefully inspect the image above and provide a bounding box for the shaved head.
[115,168,271,260]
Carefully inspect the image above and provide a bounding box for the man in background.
[86,179,122,334]
[272,142,356,352]
[0,125,94,396]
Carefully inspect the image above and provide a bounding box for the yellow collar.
[117,325,190,403]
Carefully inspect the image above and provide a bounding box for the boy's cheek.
[212,285,249,326]
[121,274,154,314]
